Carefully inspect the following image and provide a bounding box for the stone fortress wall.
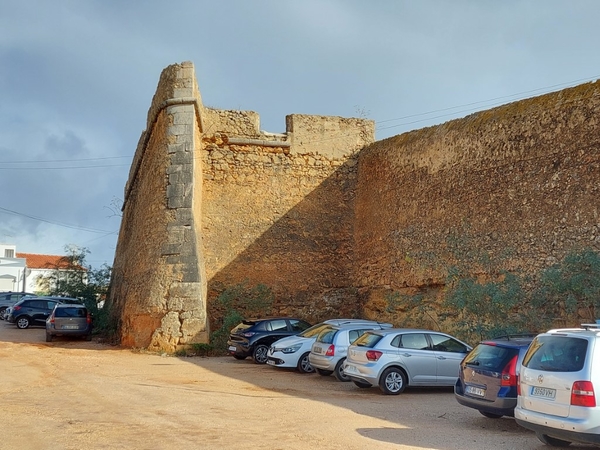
[355,83,600,316]
[108,61,600,351]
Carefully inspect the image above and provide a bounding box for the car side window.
[289,320,310,332]
[429,334,467,353]
[348,329,369,343]
[268,319,288,332]
[399,333,429,350]
[30,300,45,309]
[390,335,402,348]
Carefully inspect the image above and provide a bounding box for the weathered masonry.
[108,61,600,351]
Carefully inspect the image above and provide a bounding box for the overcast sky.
[1,1,599,269]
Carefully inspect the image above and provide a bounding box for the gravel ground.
[0,321,595,450]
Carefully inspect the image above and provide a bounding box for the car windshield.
[54,307,87,318]
[299,323,331,338]
[352,332,383,348]
[316,328,338,344]
[464,343,518,370]
[523,335,588,372]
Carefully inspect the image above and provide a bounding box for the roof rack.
[581,323,600,330]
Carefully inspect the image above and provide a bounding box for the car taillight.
[516,374,521,396]
[325,345,335,356]
[87,314,92,324]
[366,350,382,361]
[13,305,21,311]
[571,381,596,407]
[501,355,518,387]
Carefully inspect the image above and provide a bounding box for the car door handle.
[437,356,447,360]
[401,353,412,357]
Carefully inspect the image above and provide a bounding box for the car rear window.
[55,307,88,318]
[463,343,519,371]
[299,323,330,338]
[352,332,383,348]
[522,335,588,372]
[317,328,338,344]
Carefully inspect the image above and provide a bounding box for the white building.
[0,244,87,294]
[0,244,28,292]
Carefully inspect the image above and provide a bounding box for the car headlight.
[281,344,302,354]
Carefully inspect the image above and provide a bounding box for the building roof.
[16,253,86,271]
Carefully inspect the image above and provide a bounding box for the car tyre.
[85,333,93,341]
[16,316,30,329]
[536,433,571,447]
[46,332,53,342]
[379,367,407,395]
[334,358,350,382]
[252,344,269,364]
[0,306,6,320]
[352,380,371,388]
[233,354,247,360]
[316,368,333,376]
[297,352,314,373]
[479,411,503,419]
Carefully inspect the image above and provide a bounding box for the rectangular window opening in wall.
[4,249,14,258]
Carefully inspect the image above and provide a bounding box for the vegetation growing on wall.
[182,282,274,357]
[386,248,600,345]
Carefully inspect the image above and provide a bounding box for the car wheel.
[536,433,571,447]
[0,306,6,320]
[316,368,333,376]
[16,316,30,329]
[479,411,503,419]
[379,367,407,395]
[252,344,269,364]
[233,355,247,360]
[334,358,350,382]
[352,380,371,388]
[297,352,314,373]
[46,332,53,342]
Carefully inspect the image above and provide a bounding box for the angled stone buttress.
[109,62,208,352]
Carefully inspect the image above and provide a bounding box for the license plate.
[313,347,322,354]
[531,387,556,399]
[228,346,236,352]
[266,360,274,366]
[465,385,486,397]
[62,325,79,330]
[344,364,356,373]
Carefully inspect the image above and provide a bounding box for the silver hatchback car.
[309,323,391,381]
[344,328,472,394]
[515,324,600,447]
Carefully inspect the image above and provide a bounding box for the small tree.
[36,245,114,336]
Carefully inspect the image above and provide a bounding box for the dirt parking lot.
[0,322,594,450]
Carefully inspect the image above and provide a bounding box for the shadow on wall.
[205,157,361,332]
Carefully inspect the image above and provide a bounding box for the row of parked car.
[0,291,93,341]
[227,315,600,447]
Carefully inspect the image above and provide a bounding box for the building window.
[4,249,14,258]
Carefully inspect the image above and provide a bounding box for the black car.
[7,297,63,329]
[227,317,312,364]
[454,334,534,418]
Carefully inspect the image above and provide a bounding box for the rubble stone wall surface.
[355,82,600,316]
[201,114,375,328]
